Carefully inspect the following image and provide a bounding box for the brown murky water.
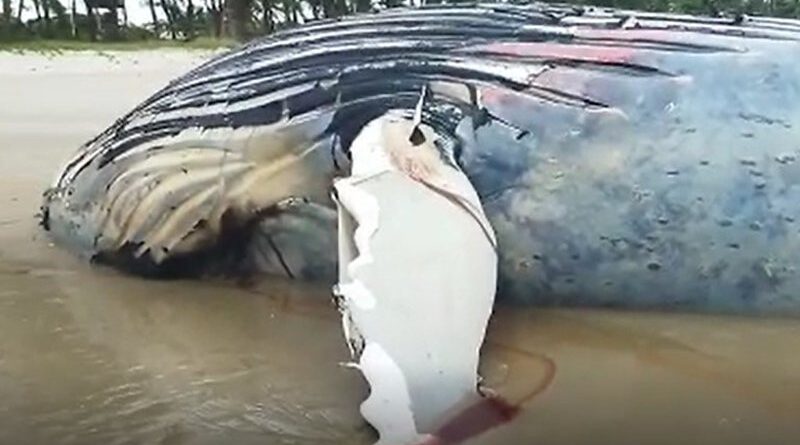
[1,51,799,445]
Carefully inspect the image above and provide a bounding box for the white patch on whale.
[333,112,498,444]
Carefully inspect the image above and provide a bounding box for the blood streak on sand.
[254,291,558,445]
[417,395,521,445]
[418,343,557,445]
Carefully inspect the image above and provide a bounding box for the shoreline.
[0,38,237,54]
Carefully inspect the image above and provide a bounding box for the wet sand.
[1,51,799,445]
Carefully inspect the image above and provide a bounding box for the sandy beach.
[1,50,799,445]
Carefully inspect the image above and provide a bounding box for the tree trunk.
[32,0,42,20]
[160,0,177,39]
[70,0,77,37]
[121,2,128,26]
[42,0,51,34]
[213,0,222,37]
[107,4,120,39]
[334,0,348,16]
[185,0,195,39]
[205,0,222,38]
[83,1,97,41]
[260,0,274,33]
[307,0,320,20]
[280,0,297,24]
[321,0,347,18]
[225,0,251,41]
[15,0,23,21]
[147,0,158,34]
[2,0,11,23]
[321,0,334,18]
[354,0,370,13]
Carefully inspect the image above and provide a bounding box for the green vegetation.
[0,36,234,51]
[1,0,799,51]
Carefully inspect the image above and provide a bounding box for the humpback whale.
[41,4,800,315]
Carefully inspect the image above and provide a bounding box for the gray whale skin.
[41,3,800,316]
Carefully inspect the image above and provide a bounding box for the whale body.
[41,3,800,315]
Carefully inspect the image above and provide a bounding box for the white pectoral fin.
[415,163,498,249]
[381,111,496,248]
[333,114,498,445]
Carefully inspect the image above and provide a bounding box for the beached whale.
[41,3,800,317]
[39,5,800,442]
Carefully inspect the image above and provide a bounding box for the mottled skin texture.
[41,3,800,315]
[470,38,800,314]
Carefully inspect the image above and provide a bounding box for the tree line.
[1,0,799,43]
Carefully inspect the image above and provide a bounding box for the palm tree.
[183,0,195,39]
[31,0,42,21]
[70,0,77,37]
[259,0,275,33]
[41,0,52,33]
[225,0,252,40]
[2,0,11,22]
[82,0,98,40]
[160,0,177,38]
[147,0,159,34]
[205,0,222,37]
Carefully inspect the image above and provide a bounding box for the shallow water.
[1,51,799,445]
